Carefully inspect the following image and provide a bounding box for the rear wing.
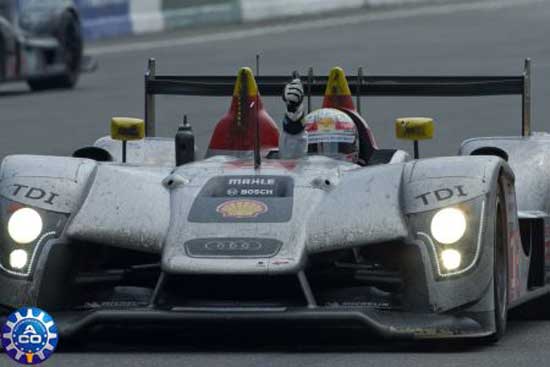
[144,58,532,137]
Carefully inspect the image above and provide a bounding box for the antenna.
[291,70,302,115]
[356,66,363,115]
[145,58,156,137]
[522,58,531,137]
[307,67,313,113]
[237,69,247,128]
[253,67,261,169]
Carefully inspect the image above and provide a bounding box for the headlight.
[0,200,67,278]
[9,249,28,270]
[441,249,462,271]
[430,207,466,244]
[8,207,43,244]
[410,198,485,278]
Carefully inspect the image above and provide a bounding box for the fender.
[402,155,514,214]
[0,155,96,214]
[401,155,516,312]
[461,135,550,213]
[65,164,172,253]
[306,163,408,254]
[0,154,96,308]
[461,135,550,303]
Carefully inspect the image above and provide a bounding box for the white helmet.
[304,108,359,162]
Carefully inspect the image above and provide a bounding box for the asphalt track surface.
[2,0,550,365]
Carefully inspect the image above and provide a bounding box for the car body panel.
[461,134,550,303]
[1,64,548,341]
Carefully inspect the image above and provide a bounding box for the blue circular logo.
[1,307,58,365]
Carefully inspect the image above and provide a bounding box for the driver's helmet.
[304,108,359,163]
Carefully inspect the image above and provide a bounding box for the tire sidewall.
[492,181,508,340]
[57,12,82,86]
[27,12,83,90]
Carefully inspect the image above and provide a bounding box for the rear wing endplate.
[144,58,532,138]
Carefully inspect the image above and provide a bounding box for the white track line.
[88,0,543,55]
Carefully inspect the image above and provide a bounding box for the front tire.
[489,182,508,342]
[27,12,83,91]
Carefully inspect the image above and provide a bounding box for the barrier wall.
[76,0,131,40]
[78,0,241,40]
[239,0,364,22]
[76,0,482,40]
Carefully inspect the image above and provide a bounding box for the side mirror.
[111,117,145,141]
[111,117,145,163]
[395,117,434,159]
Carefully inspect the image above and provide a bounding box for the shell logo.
[216,199,268,219]
[318,117,335,131]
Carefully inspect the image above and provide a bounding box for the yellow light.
[7,208,43,244]
[9,249,28,270]
[441,249,462,271]
[430,207,466,244]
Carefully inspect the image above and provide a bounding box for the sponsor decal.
[227,178,275,186]
[318,117,335,131]
[324,301,392,310]
[224,177,278,197]
[231,188,274,197]
[415,185,468,206]
[1,307,58,365]
[116,126,140,137]
[162,0,241,30]
[271,258,292,266]
[396,327,455,338]
[10,184,59,206]
[185,238,282,258]
[204,176,293,198]
[307,133,356,144]
[189,176,293,223]
[227,188,239,196]
[204,240,262,251]
[216,199,268,219]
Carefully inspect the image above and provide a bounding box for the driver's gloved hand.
[283,78,305,127]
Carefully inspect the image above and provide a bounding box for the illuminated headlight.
[0,200,67,277]
[410,197,485,279]
[8,208,43,244]
[9,249,28,270]
[441,249,462,271]
[430,207,466,244]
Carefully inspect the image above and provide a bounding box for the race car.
[0,58,547,342]
[0,0,96,90]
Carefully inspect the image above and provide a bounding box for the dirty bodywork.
[0,60,548,342]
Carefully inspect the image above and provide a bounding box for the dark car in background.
[0,0,94,90]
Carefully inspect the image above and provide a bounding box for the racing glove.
[282,78,305,134]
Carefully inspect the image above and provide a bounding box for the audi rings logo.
[204,240,262,251]
[185,238,283,258]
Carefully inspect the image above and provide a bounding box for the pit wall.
[75,0,485,40]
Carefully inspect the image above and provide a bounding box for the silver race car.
[0,58,547,342]
[0,0,95,90]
